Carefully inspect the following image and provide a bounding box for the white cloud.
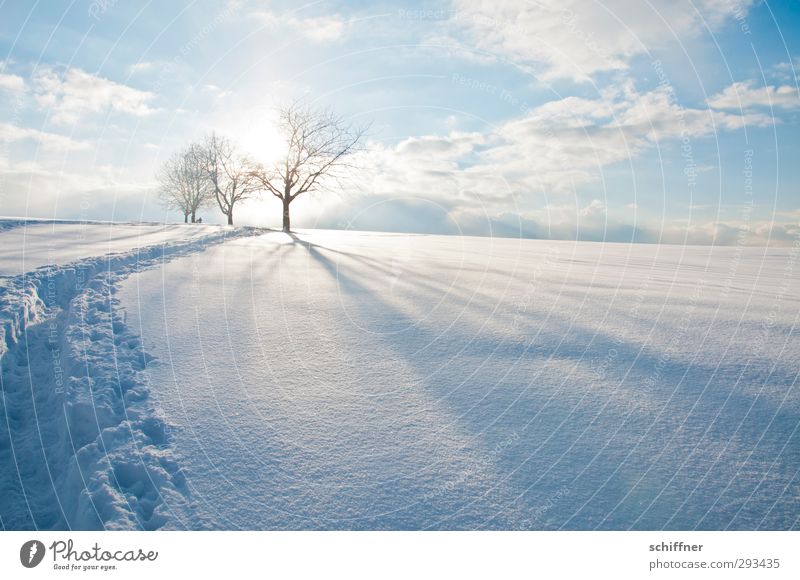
[315,195,799,246]
[0,60,24,91]
[0,159,156,219]
[451,0,755,81]
[658,220,800,246]
[770,58,800,83]
[366,85,773,217]
[473,86,770,196]
[776,208,800,219]
[353,85,771,223]
[0,72,25,92]
[251,10,347,42]
[0,122,89,151]
[396,132,485,158]
[128,61,156,75]
[580,199,605,217]
[32,66,157,124]
[708,80,800,110]
[201,84,232,99]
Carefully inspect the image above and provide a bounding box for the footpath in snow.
[118,230,799,530]
[0,221,263,530]
[0,219,229,276]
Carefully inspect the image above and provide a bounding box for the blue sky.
[0,0,798,244]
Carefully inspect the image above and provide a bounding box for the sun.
[226,106,286,166]
[215,106,286,166]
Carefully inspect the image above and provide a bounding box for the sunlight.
[227,106,285,165]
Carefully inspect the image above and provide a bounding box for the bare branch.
[156,142,214,223]
[199,132,261,225]
[253,100,369,232]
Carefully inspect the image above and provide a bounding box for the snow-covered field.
[1,222,798,530]
[0,219,228,276]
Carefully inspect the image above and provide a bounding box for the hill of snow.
[1,222,798,530]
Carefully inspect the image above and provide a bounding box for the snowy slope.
[2,224,798,530]
[0,220,228,276]
[111,230,799,530]
[0,221,264,530]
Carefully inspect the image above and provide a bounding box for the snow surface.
[2,223,799,530]
[0,221,263,530]
[120,230,799,530]
[0,220,226,276]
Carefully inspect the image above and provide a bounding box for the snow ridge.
[0,227,263,530]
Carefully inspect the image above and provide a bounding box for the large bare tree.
[201,132,261,225]
[157,143,211,223]
[256,102,367,232]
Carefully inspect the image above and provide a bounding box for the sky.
[0,0,798,244]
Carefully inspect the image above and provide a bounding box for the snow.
[0,220,227,276]
[120,230,799,530]
[0,221,263,529]
[2,223,798,530]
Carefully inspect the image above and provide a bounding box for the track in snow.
[0,224,264,530]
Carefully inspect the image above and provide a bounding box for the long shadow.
[290,233,800,530]
[289,232,477,302]
[288,233,549,328]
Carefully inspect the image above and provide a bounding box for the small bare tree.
[256,102,367,232]
[157,143,211,223]
[201,132,261,225]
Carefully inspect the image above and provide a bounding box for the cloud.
[251,10,347,42]
[314,196,797,246]
[0,72,25,92]
[330,82,774,244]
[776,208,800,220]
[770,58,800,83]
[361,84,760,212]
[0,60,24,92]
[0,122,89,151]
[708,80,800,111]
[32,66,157,124]
[0,160,157,219]
[201,84,232,99]
[451,0,755,81]
[580,199,605,217]
[658,220,800,246]
[399,85,771,199]
[128,61,156,75]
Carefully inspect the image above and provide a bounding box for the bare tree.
[201,132,261,225]
[157,143,212,223]
[256,102,367,232]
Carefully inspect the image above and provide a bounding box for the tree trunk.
[184,213,188,223]
[227,209,234,226]
[282,198,291,233]
[191,210,196,223]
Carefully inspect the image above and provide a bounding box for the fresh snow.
[2,223,799,530]
[121,230,799,530]
[0,222,263,530]
[0,220,227,276]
